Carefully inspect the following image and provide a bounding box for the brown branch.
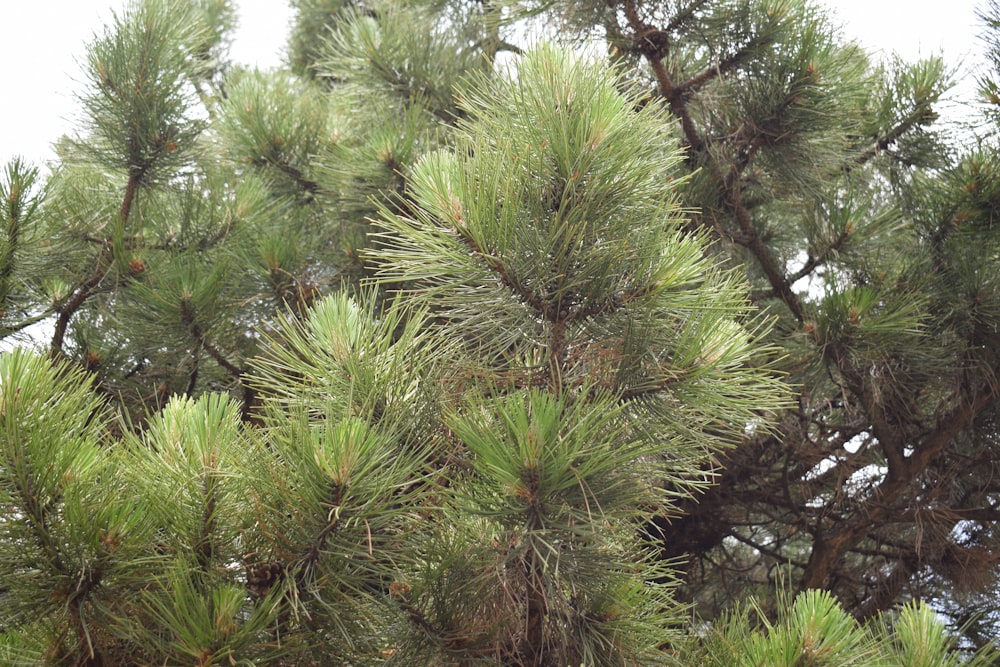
[726,171,806,322]
[568,282,658,322]
[263,158,320,200]
[181,298,245,379]
[622,0,706,156]
[50,262,110,359]
[548,318,566,395]
[622,0,804,323]
[520,496,548,666]
[893,506,1000,524]
[855,102,938,164]
[799,375,998,590]
[789,229,852,284]
[292,482,345,588]
[452,228,550,318]
[50,171,143,358]
[856,556,914,620]
[664,0,713,34]
[184,348,200,397]
[2,309,54,336]
[677,47,756,98]
[833,359,907,483]
[451,228,573,391]
[201,338,244,378]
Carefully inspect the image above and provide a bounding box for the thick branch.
[621,0,803,322]
[622,0,706,155]
[800,376,997,590]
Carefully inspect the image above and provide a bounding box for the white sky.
[0,0,988,170]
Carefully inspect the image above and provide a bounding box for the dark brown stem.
[267,158,319,200]
[788,228,852,284]
[453,228,550,316]
[569,282,658,322]
[547,318,566,396]
[622,0,804,323]
[50,270,108,358]
[201,338,245,378]
[2,310,54,336]
[664,0,712,33]
[727,173,805,322]
[520,473,548,667]
[622,0,705,156]
[677,47,757,98]
[181,298,245,378]
[196,470,218,571]
[856,557,914,620]
[185,348,200,397]
[295,482,345,582]
[50,172,142,358]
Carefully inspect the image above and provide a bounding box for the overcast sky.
[0,1,988,170]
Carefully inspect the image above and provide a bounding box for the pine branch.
[622,0,706,156]
[725,528,809,568]
[665,0,713,34]
[49,263,110,358]
[788,228,852,284]
[569,283,658,322]
[2,309,55,336]
[180,298,245,378]
[856,102,938,164]
[196,469,220,572]
[50,169,143,358]
[800,370,999,590]
[252,156,320,202]
[622,0,805,323]
[292,481,345,586]
[184,348,200,397]
[452,228,550,317]
[677,46,759,98]
[726,169,806,322]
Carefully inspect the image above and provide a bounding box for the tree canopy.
[2,0,1000,663]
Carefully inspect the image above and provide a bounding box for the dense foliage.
[2,0,1000,663]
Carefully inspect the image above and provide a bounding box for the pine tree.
[1,3,787,663]
[2,0,1000,660]
[362,45,787,664]
[517,0,1000,640]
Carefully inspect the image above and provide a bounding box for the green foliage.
[0,33,788,664]
[359,45,788,666]
[78,0,208,180]
[3,0,1000,663]
[219,70,330,201]
[0,350,138,663]
[0,159,45,335]
[689,589,999,666]
[0,336,430,663]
